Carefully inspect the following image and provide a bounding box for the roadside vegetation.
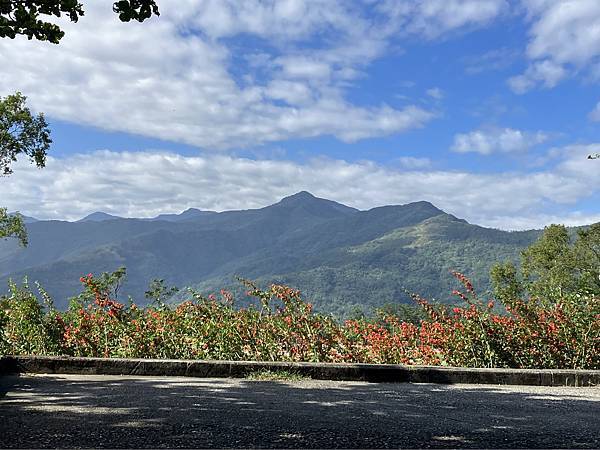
[0,224,598,370]
[246,369,310,382]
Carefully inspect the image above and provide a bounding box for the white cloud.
[524,0,600,64]
[196,0,508,43]
[1,145,598,230]
[190,0,357,41]
[451,127,549,154]
[276,56,332,79]
[508,60,567,93]
[396,157,432,169]
[589,101,600,122]
[426,88,444,99]
[482,211,600,231]
[464,47,520,75]
[0,1,436,150]
[264,80,314,106]
[0,0,513,149]
[510,0,600,92]
[375,0,509,39]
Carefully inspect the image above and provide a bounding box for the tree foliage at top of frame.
[0,0,159,44]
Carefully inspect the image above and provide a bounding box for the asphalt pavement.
[1,374,599,448]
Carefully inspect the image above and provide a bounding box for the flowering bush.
[412,272,599,369]
[1,270,598,369]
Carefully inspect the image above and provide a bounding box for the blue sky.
[0,0,599,229]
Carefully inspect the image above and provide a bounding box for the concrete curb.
[1,355,598,386]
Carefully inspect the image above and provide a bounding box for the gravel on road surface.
[1,374,599,448]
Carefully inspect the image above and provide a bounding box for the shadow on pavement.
[0,374,598,448]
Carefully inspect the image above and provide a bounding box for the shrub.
[0,279,63,356]
[1,269,597,369]
[415,272,600,369]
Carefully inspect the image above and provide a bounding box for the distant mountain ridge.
[0,192,543,316]
[18,207,218,224]
[147,208,217,222]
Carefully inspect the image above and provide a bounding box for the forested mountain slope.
[0,192,540,314]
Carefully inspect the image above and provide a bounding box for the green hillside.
[193,213,540,316]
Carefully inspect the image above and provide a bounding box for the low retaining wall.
[1,355,598,386]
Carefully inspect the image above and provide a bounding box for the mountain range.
[1,192,542,316]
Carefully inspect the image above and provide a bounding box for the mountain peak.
[78,212,121,222]
[280,191,317,203]
[273,191,358,219]
[177,207,216,220]
[180,207,203,215]
[407,200,444,213]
